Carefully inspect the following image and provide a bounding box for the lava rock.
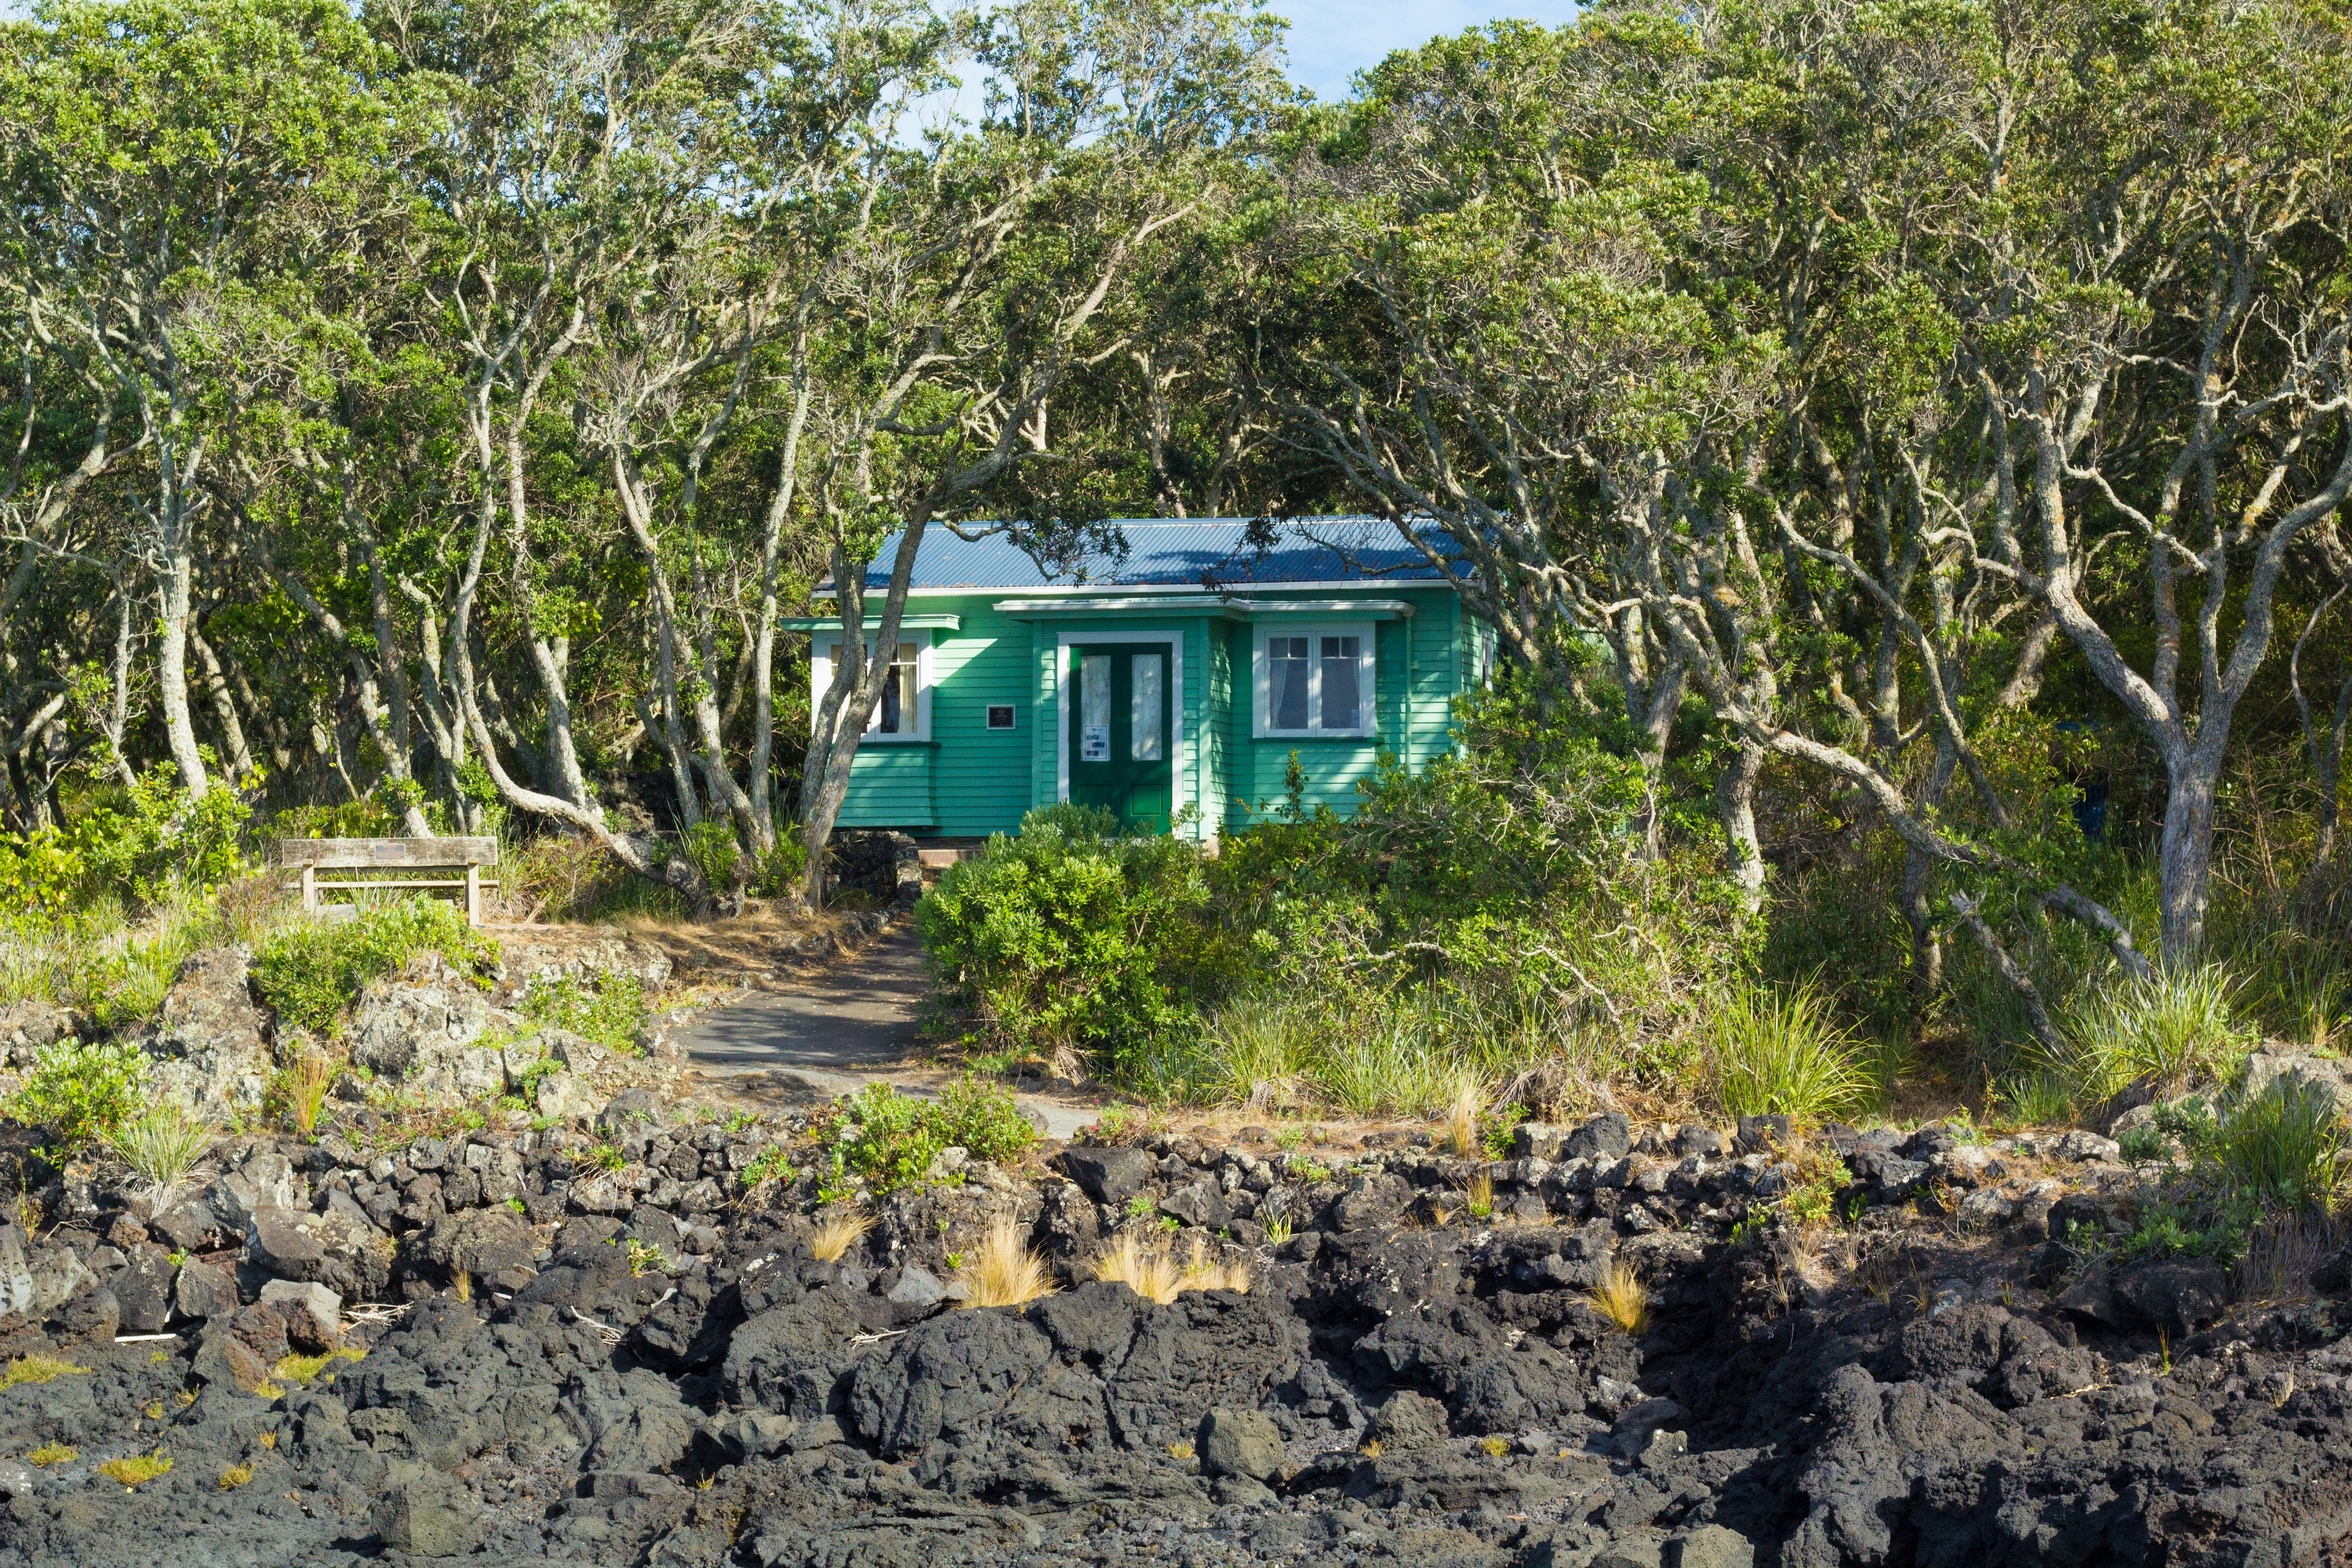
[1565,1114,1632,1161]
[2114,1259,2228,1336]
[1063,1145,1154,1207]
[174,1257,241,1320]
[372,1472,481,1556]
[1197,1406,1283,1480]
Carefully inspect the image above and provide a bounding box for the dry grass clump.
[1464,1170,1495,1219]
[274,1347,364,1385]
[1444,1080,1480,1158]
[0,1354,85,1389]
[1177,1234,1253,1295]
[26,1442,76,1466]
[217,1463,253,1490]
[282,1050,337,1137]
[1094,1230,1182,1304]
[1585,1258,1650,1335]
[811,1208,875,1263]
[954,1216,1056,1308]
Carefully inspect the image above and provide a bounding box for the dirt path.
[672,922,1101,1138]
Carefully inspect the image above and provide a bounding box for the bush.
[5,1039,150,1151]
[1,764,251,917]
[250,897,499,1035]
[521,973,648,1054]
[916,807,1226,1068]
[823,1077,1038,1196]
[1708,979,1871,1124]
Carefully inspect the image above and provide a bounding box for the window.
[986,704,1016,731]
[1255,622,1375,738]
[1131,653,1164,761]
[814,637,928,742]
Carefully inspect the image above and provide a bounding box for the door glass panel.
[1131,654,1163,760]
[1080,650,1110,761]
[1270,636,1309,729]
[1319,635,1362,731]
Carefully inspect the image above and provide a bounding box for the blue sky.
[1276,0,1581,100]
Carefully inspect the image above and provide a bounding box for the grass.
[0,1354,85,1389]
[249,895,498,1036]
[97,1450,172,1486]
[811,1209,875,1263]
[2207,1080,2349,1212]
[1260,1191,1294,1245]
[1094,1230,1182,1304]
[1707,979,1869,1125]
[26,1442,76,1466]
[1197,994,1318,1109]
[952,1216,1056,1308]
[107,1100,214,1197]
[1175,1234,1252,1294]
[1444,1080,1480,1158]
[1464,1170,1495,1219]
[217,1463,253,1490]
[2064,963,2258,1098]
[1585,1258,1649,1335]
[276,1050,336,1137]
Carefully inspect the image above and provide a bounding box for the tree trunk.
[1713,739,1766,914]
[2157,753,2221,962]
[155,544,209,798]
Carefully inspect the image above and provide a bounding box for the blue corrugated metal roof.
[842,517,1454,592]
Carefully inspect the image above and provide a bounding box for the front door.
[1069,643,1173,831]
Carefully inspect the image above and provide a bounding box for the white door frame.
[1055,628,1190,837]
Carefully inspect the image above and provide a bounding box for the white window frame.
[985,703,1017,731]
[1253,620,1376,740]
[811,633,932,744]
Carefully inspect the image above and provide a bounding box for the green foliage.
[821,1077,1039,1196]
[2064,965,2258,1098]
[250,897,499,1036]
[106,1101,214,1193]
[2204,1082,2349,1213]
[1706,979,1871,1125]
[521,973,649,1055]
[916,806,1230,1066]
[680,820,741,893]
[0,764,250,916]
[4,1039,149,1152]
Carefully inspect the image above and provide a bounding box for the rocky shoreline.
[0,1061,2348,1567]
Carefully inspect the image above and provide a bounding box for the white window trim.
[1054,629,1194,839]
[1254,621,1377,740]
[985,703,1017,731]
[811,633,933,744]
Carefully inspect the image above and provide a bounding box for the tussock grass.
[1198,995,1317,1110]
[107,1100,213,1200]
[25,1443,76,1466]
[1176,1234,1252,1295]
[217,1463,253,1490]
[1093,1230,1182,1305]
[811,1209,875,1264]
[1464,1170,1495,1219]
[1585,1259,1649,1335]
[281,1050,336,1137]
[2210,1081,2350,1212]
[274,1348,364,1385]
[2067,964,2257,1097]
[952,1216,1055,1308]
[0,1354,85,1389]
[1708,979,1869,1125]
[1444,1080,1480,1158]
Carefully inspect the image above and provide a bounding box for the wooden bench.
[276,837,501,927]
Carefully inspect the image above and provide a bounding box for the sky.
[1275,0,1582,100]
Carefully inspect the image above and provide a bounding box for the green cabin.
[805,518,1492,842]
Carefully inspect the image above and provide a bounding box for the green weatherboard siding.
[810,578,1482,839]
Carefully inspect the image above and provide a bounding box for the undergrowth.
[250,896,498,1035]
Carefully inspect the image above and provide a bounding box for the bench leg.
[466,864,481,927]
[301,864,315,913]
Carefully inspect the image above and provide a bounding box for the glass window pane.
[1319,635,1362,731]
[1080,650,1110,761]
[1131,654,1163,760]
[1270,636,1308,729]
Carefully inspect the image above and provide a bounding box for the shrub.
[5,1040,149,1151]
[952,1216,1055,1308]
[106,1101,214,1195]
[1708,979,1869,1124]
[931,1074,1039,1166]
[521,973,649,1054]
[75,763,250,906]
[250,896,498,1035]
[824,1078,1036,1196]
[916,807,1227,1070]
